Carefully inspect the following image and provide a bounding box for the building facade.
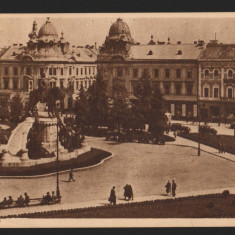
[97,18,204,118]
[0,18,98,110]
[199,40,235,120]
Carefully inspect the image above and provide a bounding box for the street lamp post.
[197,69,201,156]
[56,116,60,197]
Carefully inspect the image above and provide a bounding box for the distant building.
[0,17,98,110]
[199,40,235,120]
[97,18,204,118]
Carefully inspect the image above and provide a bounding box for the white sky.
[1,13,235,48]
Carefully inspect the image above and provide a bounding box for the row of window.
[204,69,234,78]
[203,87,233,98]
[115,68,193,79]
[4,67,33,76]
[2,66,96,77]
[47,66,96,76]
[1,77,94,90]
[163,84,193,96]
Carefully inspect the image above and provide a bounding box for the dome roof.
[38,18,58,39]
[109,18,131,36]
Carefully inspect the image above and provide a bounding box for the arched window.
[228,69,233,78]
[214,69,219,78]
[204,69,209,77]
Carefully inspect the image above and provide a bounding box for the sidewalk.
[167,132,235,162]
[0,186,235,218]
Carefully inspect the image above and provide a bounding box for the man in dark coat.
[68,168,75,182]
[109,186,116,205]
[165,180,171,196]
[172,180,177,197]
[24,192,30,206]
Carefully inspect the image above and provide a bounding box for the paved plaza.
[0,136,235,216]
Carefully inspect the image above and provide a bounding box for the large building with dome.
[0,17,98,110]
[97,18,235,120]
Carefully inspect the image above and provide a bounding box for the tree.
[10,93,23,123]
[133,71,167,141]
[75,84,89,133]
[87,73,109,129]
[148,84,168,141]
[133,70,153,129]
[109,78,129,136]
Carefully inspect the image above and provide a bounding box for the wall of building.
[98,61,198,118]
[0,62,97,108]
[199,62,235,118]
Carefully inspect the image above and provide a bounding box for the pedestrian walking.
[68,168,75,182]
[108,186,116,205]
[172,180,177,197]
[174,131,177,138]
[165,180,171,196]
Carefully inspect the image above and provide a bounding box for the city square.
[0,14,235,219]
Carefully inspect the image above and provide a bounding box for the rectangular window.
[133,69,138,78]
[164,84,170,95]
[214,88,219,98]
[60,80,64,88]
[40,68,44,77]
[89,67,91,75]
[81,68,83,75]
[53,68,56,75]
[26,67,31,75]
[175,84,181,95]
[13,79,18,89]
[85,67,87,75]
[69,67,72,75]
[4,67,8,75]
[187,70,192,78]
[143,68,148,74]
[3,78,9,89]
[204,88,209,97]
[186,85,193,96]
[117,68,123,77]
[154,69,159,78]
[49,68,52,75]
[93,67,95,75]
[76,81,79,89]
[228,88,233,98]
[76,68,79,75]
[60,68,63,75]
[13,67,18,75]
[176,69,181,78]
[165,69,169,78]
[84,80,87,88]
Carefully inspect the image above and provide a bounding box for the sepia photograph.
[0,12,235,227]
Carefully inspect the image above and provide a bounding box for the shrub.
[221,190,230,197]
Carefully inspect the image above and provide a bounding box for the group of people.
[0,193,30,208]
[165,180,177,197]
[41,191,57,205]
[108,184,134,205]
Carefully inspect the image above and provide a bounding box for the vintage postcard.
[0,13,235,227]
